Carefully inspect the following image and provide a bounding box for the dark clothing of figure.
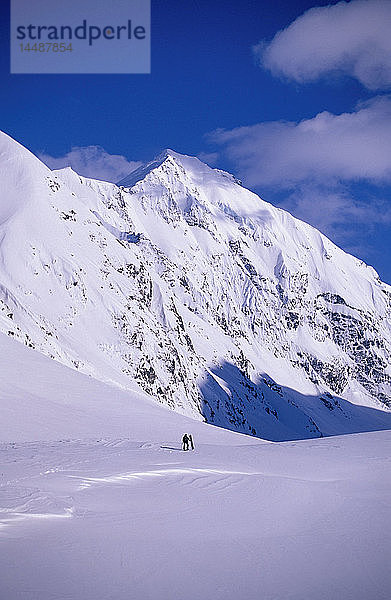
[189,434,194,450]
[182,434,189,451]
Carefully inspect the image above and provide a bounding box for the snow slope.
[1,131,391,440]
[0,332,251,445]
[0,334,390,600]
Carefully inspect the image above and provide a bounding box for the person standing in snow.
[182,433,189,451]
[189,434,194,450]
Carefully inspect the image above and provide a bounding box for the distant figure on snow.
[182,433,189,451]
[189,434,194,450]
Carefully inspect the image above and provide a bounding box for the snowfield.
[0,334,390,600]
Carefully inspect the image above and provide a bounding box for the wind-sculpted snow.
[0,131,390,439]
[1,425,391,600]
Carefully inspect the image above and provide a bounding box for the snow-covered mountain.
[1,131,390,440]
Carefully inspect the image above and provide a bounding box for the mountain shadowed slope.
[0,131,390,440]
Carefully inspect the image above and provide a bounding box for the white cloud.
[197,151,219,166]
[256,0,391,91]
[280,184,391,241]
[39,146,142,183]
[208,95,391,188]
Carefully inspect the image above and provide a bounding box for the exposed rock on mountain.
[1,133,390,440]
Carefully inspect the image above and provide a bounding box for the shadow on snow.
[199,362,391,442]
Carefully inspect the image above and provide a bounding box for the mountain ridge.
[0,130,390,440]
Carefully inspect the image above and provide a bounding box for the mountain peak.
[1,131,391,442]
[117,148,203,188]
[0,131,52,224]
[118,147,269,219]
[0,130,49,173]
[156,148,182,160]
[116,148,236,190]
[116,150,171,188]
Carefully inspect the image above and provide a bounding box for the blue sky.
[1,0,391,283]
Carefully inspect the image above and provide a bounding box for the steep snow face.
[0,132,391,440]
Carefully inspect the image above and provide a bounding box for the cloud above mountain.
[280,183,391,247]
[39,145,141,183]
[255,0,391,91]
[209,95,391,188]
[208,95,391,253]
